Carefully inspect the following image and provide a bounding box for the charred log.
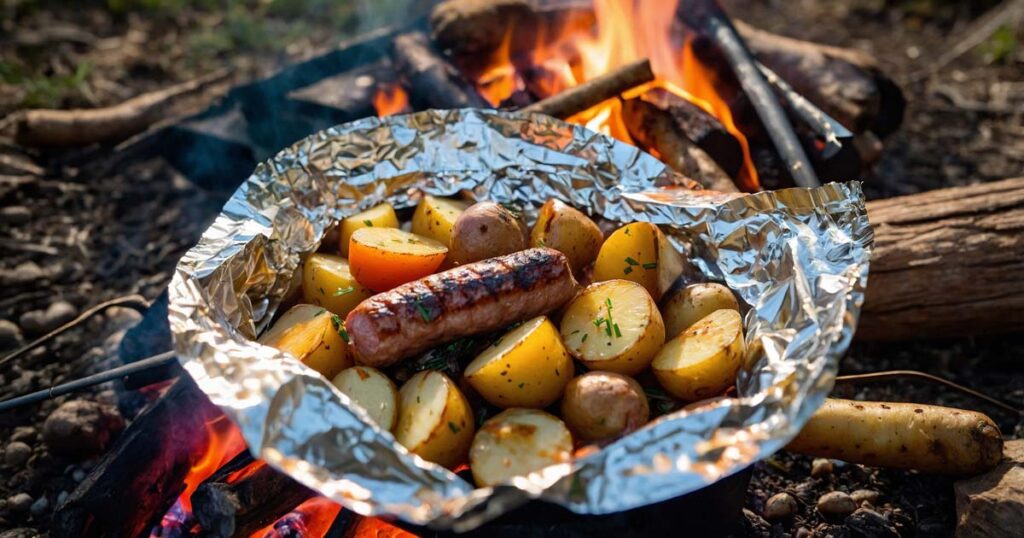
[391,32,489,110]
[859,177,1024,340]
[621,96,739,193]
[191,453,315,538]
[521,59,654,119]
[52,377,218,537]
[430,0,537,59]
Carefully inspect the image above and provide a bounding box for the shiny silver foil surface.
[168,109,871,530]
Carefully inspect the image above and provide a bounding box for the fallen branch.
[859,177,1024,341]
[14,69,231,147]
[521,59,654,120]
[391,32,489,109]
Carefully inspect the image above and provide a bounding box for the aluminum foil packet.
[168,109,872,530]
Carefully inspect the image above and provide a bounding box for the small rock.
[763,492,798,521]
[3,261,44,286]
[955,439,1024,538]
[817,491,857,519]
[0,528,43,538]
[0,320,23,350]
[810,458,834,478]
[4,442,32,467]
[10,427,35,444]
[71,469,85,482]
[42,399,124,458]
[28,496,48,516]
[0,206,31,225]
[56,491,68,507]
[19,301,76,335]
[6,493,32,513]
[850,489,880,506]
[845,507,898,537]
[795,528,814,538]
[741,508,771,535]
[104,306,143,333]
[9,371,38,395]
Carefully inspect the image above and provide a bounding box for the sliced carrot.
[349,228,448,291]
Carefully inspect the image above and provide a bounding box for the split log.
[390,32,489,110]
[52,377,220,537]
[192,453,315,538]
[621,95,739,193]
[734,20,905,137]
[430,0,536,58]
[859,177,1024,341]
[14,69,230,147]
[521,59,654,119]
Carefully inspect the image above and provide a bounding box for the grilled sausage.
[346,248,578,367]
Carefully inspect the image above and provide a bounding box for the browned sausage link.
[346,248,578,367]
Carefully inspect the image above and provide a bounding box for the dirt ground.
[0,0,1022,536]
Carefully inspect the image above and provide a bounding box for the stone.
[741,508,771,535]
[4,442,32,467]
[811,457,834,478]
[763,492,798,521]
[71,469,85,482]
[56,491,68,507]
[28,496,48,516]
[845,508,898,537]
[104,306,143,333]
[42,400,124,458]
[0,528,43,538]
[850,489,880,506]
[795,528,814,538]
[10,427,35,444]
[0,319,23,350]
[6,493,32,513]
[955,440,1024,538]
[2,261,44,286]
[817,491,857,519]
[0,206,31,225]
[19,301,76,335]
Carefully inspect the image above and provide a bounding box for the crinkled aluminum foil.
[168,109,871,530]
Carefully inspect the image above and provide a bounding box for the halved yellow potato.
[464,316,574,408]
[302,253,374,318]
[259,304,351,379]
[662,282,740,338]
[559,280,665,376]
[411,195,469,247]
[395,370,475,469]
[530,199,604,276]
[592,222,683,300]
[332,366,399,431]
[338,203,400,256]
[652,309,744,401]
[470,409,573,487]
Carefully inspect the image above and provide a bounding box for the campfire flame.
[373,82,411,117]
[251,497,342,538]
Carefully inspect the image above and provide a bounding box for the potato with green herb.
[338,203,400,256]
[302,253,374,318]
[449,202,529,265]
[395,370,475,468]
[530,199,604,276]
[592,222,683,300]
[561,371,649,442]
[259,304,351,379]
[411,195,469,247]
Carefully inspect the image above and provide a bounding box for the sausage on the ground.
[346,248,578,368]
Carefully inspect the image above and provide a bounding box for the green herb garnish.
[625,257,639,266]
[414,299,432,322]
[363,219,373,226]
[448,421,461,433]
[333,286,355,296]
[642,262,658,270]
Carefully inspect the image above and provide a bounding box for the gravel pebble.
[763,492,798,521]
[0,320,24,350]
[2,261,44,286]
[19,301,77,335]
[846,507,899,537]
[72,469,85,482]
[56,491,69,507]
[850,489,880,506]
[795,528,814,538]
[10,427,35,444]
[0,528,43,538]
[28,496,48,516]
[817,491,857,519]
[6,493,32,513]
[4,442,32,467]
[42,399,124,458]
[104,306,143,333]
[810,457,834,478]
[0,206,32,225]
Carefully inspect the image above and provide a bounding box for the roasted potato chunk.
[338,203,400,256]
[464,316,573,408]
[662,282,740,338]
[470,409,573,487]
[349,227,447,291]
[395,370,475,469]
[652,309,744,401]
[560,279,665,376]
[332,366,399,431]
[411,195,469,247]
[259,304,351,379]
[561,371,649,442]
[302,253,374,318]
[449,202,528,265]
[592,222,683,300]
[530,199,603,276]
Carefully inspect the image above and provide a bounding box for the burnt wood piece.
[859,177,1024,340]
[621,96,739,193]
[520,59,655,120]
[192,454,315,538]
[52,377,218,537]
[391,32,489,109]
[430,0,536,58]
[735,20,905,137]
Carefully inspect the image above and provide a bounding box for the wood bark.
[391,32,489,109]
[521,59,654,120]
[859,177,1024,340]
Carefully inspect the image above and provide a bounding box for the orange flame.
[179,413,247,513]
[373,83,411,117]
[350,516,418,538]
[249,497,342,538]
[476,0,759,190]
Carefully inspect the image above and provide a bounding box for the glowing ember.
[250,497,342,538]
[349,516,418,538]
[179,414,247,513]
[373,83,411,117]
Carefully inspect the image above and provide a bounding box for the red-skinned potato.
[449,202,528,265]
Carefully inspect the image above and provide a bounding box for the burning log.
[621,95,739,193]
[390,32,489,110]
[734,20,905,137]
[430,0,537,58]
[859,177,1024,340]
[192,453,316,538]
[52,377,221,537]
[521,59,654,119]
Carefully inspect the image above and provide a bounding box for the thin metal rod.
[835,369,1022,417]
[757,62,853,159]
[683,0,820,188]
[0,294,150,370]
[0,351,177,413]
